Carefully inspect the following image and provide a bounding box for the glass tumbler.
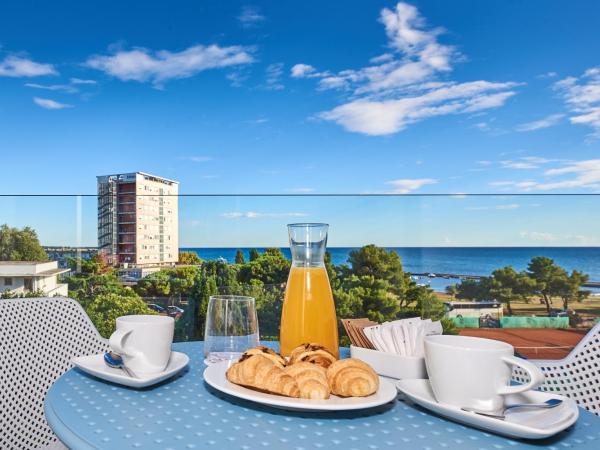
[204,295,259,364]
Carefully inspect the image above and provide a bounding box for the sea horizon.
[181,246,600,292]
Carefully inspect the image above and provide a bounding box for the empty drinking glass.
[204,295,259,364]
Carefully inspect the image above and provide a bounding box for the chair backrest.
[511,322,600,416]
[0,297,108,450]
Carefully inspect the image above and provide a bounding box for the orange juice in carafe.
[280,223,339,357]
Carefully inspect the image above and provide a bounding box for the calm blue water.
[181,247,600,288]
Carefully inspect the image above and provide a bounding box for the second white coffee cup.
[424,335,545,413]
[109,315,174,375]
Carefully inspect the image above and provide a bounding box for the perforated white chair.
[511,321,600,416]
[0,297,108,450]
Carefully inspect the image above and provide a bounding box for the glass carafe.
[279,223,339,357]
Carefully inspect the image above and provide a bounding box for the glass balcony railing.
[1,193,599,360]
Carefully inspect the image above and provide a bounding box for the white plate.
[72,351,189,388]
[396,379,579,440]
[203,360,398,412]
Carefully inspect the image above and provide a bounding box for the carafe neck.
[288,223,328,268]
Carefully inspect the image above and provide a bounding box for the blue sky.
[1,1,600,246]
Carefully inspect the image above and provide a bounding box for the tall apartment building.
[97,172,179,267]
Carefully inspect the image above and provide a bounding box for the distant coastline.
[181,246,600,293]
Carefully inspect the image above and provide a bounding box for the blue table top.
[45,341,600,450]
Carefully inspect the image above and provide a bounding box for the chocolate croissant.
[327,358,379,397]
[288,343,337,368]
[285,362,330,399]
[240,346,286,368]
[226,354,300,398]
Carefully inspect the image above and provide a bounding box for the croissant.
[285,362,330,399]
[226,354,300,398]
[239,346,286,368]
[327,358,379,397]
[288,343,337,368]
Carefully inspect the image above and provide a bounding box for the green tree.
[1,289,46,299]
[169,266,201,304]
[527,257,569,313]
[445,284,458,297]
[177,269,218,341]
[238,248,290,285]
[83,293,156,337]
[68,271,137,302]
[347,245,416,308]
[249,248,260,261]
[488,266,535,315]
[337,275,401,323]
[0,224,48,261]
[555,270,590,310]
[68,253,109,275]
[235,249,246,264]
[135,271,172,297]
[179,251,202,265]
[325,251,339,289]
[455,278,490,301]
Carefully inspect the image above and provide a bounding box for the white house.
[0,261,69,297]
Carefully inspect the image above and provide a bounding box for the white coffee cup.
[424,335,544,413]
[109,315,174,375]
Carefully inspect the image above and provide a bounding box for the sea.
[181,247,600,293]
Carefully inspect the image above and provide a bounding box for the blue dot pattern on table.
[45,341,600,450]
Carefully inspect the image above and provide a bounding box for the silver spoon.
[104,351,137,378]
[462,398,563,420]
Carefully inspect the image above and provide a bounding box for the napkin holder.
[350,345,427,380]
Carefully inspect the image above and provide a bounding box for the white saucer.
[72,351,189,388]
[396,379,578,440]
[204,360,398,412]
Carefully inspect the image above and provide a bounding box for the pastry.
[284,362,330,399]
[240,346,286,368]
[288,343,337,368]
[327,358,379,397]
[226,354,300,398]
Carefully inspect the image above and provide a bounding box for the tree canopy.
[178,251,202,265]
[0,224,48,261]
[454,256,590,314]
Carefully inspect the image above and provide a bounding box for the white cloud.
[238,6,265,27]
[496,203,520,210]
[494,156,556,170]
[554,67,600,137]
[246,117,269,124]
[221,211,308,219]
[500,160,539,169]
[516,113,564,132]
[465,203,520,211]
[264,63,284,90]
[491,159,600,191]
[287,187,315,193]
[70,78,97,85]
[86,44,253,86]
[292,2,517,135]
[33,97,72,110]
[519,231,596,244]
[25,83,78,93]
[320,81,517,135]
[184,156,213,163]
[386,178,437,194]
[0,55,57,77]
[291,63,318,78]
[519,231,557,242]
